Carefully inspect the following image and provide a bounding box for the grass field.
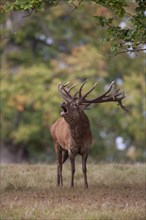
[0,162,146,220]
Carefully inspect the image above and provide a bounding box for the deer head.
[58,80,128,121]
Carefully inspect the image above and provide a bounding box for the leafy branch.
[1,0,146,55]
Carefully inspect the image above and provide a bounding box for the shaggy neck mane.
[69,111,90,140]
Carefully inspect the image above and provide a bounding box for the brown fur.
[50,109,92,188]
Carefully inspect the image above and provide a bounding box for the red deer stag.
[50,80,127,188]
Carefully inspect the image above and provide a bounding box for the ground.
[0,162,146,220]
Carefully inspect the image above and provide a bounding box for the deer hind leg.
[55,143,63,186]
[62,150,68,164]
[69,151,76,188]
[82,152,88,189]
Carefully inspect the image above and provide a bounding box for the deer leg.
[82,153,88,189]
[60,153,63,186]
[62,150,68,164]
[69,153,75,188]
[56,144,63,186]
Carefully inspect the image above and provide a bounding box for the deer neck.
[68,111,90,139]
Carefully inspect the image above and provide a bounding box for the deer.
[50,80,128,188]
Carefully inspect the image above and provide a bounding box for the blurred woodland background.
[0,0,146,163]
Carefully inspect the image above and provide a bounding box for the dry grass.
[0,163,146,220]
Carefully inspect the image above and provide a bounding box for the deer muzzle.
[60,103,68,116]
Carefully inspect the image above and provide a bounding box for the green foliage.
[94,0,146,54]
[1,0,146,55]
[2,0,58,13]
[93,0,127,16]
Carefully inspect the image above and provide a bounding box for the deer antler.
[72,79,97,99]
[58,82,71,102]
[58,80,128,112]
[58,82,78,102]
[78,81,128,112]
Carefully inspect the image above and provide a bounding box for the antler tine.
[118,99,129,112]
[57,82,67,99]
[80,82,97,102]
[62,81,70,87]
[98,81,115,99]
[116,91,129,112]
[62,88,73,99]
[67,83,78,93]
[57,82,63,93]
[62,82,77,100]
[79,79,88,98]
[58,82,72,102]
[58,81,78,101]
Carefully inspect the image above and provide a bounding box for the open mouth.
[61,105,68,116]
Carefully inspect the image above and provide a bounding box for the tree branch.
[109,48,146,57]
[126,12,146,29]
[96,47,146,59]
[22,8,35,18]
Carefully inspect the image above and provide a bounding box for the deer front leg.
[55,144,63,187]
[69,152,75,188]
[82,153,88,189]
